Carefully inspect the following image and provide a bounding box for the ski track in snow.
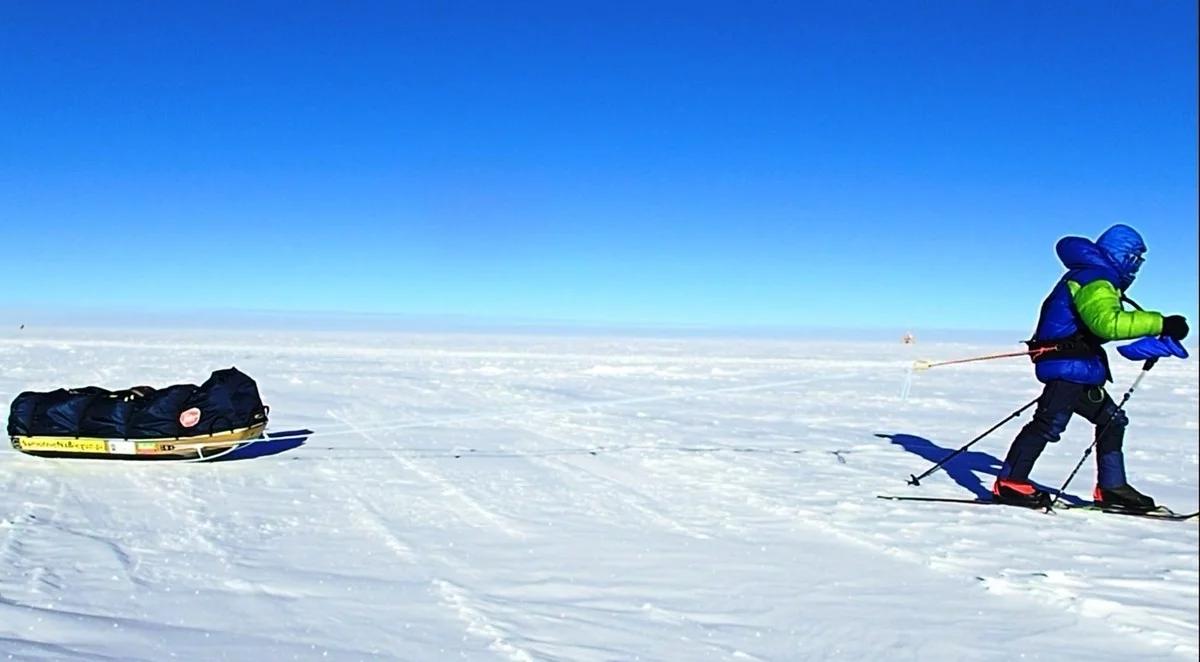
[329,410,527,539]
[0,331,1196,660]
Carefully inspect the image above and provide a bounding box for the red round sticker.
[179,407,202,428]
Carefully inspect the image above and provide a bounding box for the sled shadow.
[209,429,311,462]
[876,433,1081,504]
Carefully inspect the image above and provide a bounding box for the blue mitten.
[1117,336,1190,361]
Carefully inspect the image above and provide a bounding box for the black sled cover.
[7,368,268,439]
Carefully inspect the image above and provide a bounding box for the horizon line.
[1,303,1036,341]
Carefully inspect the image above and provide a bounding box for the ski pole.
[1045,358,1157,512]
[906,395,1040,486]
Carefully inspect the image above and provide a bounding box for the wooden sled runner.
[11,422,268,461]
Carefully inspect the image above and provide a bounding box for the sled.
[8,367,269,461]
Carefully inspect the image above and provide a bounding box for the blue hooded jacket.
[1029,225,1162,385]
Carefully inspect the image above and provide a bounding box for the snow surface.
[0,329,1196,660]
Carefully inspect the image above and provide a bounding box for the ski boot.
[992,479,1052,509]
[1093,484,1156,513]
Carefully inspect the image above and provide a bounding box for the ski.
[1059,504,1198,521]
[877,495,1198,521]
[876,495,992,506]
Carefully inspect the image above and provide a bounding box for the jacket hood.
[1096,224,1146,289]
[1055,225,1146,290]
[1055,236,1111,270]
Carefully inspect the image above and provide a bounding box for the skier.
[992,224,1189,510]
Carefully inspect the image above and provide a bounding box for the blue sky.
[2,2,1196,331]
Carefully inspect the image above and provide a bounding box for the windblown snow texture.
[0,329,1195,660]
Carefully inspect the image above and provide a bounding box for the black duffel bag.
[8,368,267,439]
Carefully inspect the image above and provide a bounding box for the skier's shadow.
[876,433,1078,503]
